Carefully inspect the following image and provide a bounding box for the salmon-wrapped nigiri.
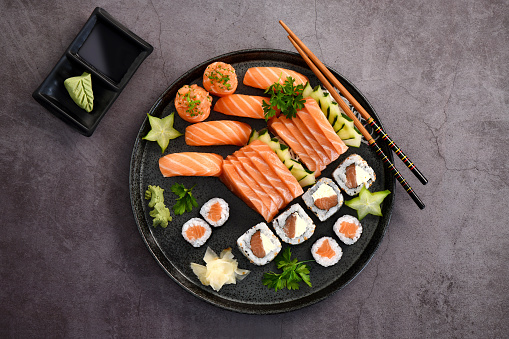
[175,84,212,123]
[185,120,251,146]
[214,94,273,119]
[159,152,223,177]
[243,67,308,90]
[203,62,238,97]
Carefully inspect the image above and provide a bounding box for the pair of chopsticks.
[280,20,426,209]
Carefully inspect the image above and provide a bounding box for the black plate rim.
[129,48,395,314]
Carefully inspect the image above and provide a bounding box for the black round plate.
[129,49,396,314]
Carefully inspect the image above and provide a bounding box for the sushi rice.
[200,197,229,227]
[272,203,315,245]
[302,177,343,221]
[333,154,376,196]
[311,237,343,267]
[333,215,363,245]
[237,222,281,266]
[182,217,212,248]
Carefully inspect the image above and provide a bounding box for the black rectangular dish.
[32,7,153,136]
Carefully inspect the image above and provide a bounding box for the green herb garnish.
[64,72,94,112]
[262,248,312,292]
[143,113,183,153]
[171,183,198,215]
[262,76,306,120]
[345,186,391,220]
[184,92,202,116]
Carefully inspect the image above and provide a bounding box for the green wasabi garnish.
[64,72,94,112]
[145,185,172,228]
[143,113,183,153]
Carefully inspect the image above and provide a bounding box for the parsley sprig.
[262,248,312,291]
[170,183,198,215]
[262,76,306,120]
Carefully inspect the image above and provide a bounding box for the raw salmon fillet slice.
[291,113,336,165]
[248,140,303,199]
[316,238,336,259]
[214,94,271,119]
[303,98,348,155]
[228,156,279,221]
[185,120,251,146]
[185,225,206,240]
[221,161,268,218]
[233,152,285,211]
[242,148,294,205]
[159,152,223,177]
[243,67,308,90]
[207,202,222,223]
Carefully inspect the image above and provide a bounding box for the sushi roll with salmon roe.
[175,84,212,123]
[200,198,229,227]
[203,62,238,97]
[333,215,362,245]
[182,218,212,247]
[237,222,281,266]
[311,237,342,267]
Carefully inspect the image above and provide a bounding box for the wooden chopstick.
[280,21,428,186]
[283,29,425,209]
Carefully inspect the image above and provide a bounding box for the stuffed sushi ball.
[200,197,229,227]
[237,222,281,266]
[302,177,343,221]
[182,218,212,247]
[333,154,376,196]
[272,203,315,245]
[311,237,343,267]
[333,215,363,245]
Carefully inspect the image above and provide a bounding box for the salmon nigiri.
[185,120,252,146]
[159,152,223,177]
[214,94,274,119]
[243,67,308,90]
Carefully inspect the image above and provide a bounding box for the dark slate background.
[1,0,508,338]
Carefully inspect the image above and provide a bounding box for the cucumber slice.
[302,82,313,98]
[290,166,308,181]
[248,129,259,144]
[267,138,280,152]
[257,129,271,145]
[276,144,292,164]
[319,92,333,112]
[298,172,316,187]
[309,85,324,103]
[327,101,341,124]
[343,132,362,147]
[337,120,357,140]
[286,159,305,171]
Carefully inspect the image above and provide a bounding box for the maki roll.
[200,197,229,227]
[302,177,343,221]
[182,218,212,247]
[272,203,316,245]
[237,222,282,266]
[333,154,376,196]
[333,215,363,245]
[311,237,343,267]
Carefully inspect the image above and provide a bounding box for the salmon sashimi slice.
[295,104,340,163]
[207,202,222,223]
[233,152,285,211]
[242,148,294,205]
[316,238,336,259]
[279,116,326,172]
[185,120,251,146]
[221,161,268,218]
[268,120,318,173]
[243,67,309,90]
[303,98,348,155]
[291,113,336,165]
[185,225,207,240]
[248,140,303,199]
[227,156,279,221]
[214,94,272,119]
[339,221,359,239]
[159,152,223,177]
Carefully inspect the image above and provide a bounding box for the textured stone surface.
[1,0,508,337]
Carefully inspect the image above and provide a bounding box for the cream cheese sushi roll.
[333,215,363,245]
[200,197,229,227]
[237,222,281,266]
[333,154,376,196]
[272,203,315,245]
[182,218,212,247]
[302,177,343,221]
[311,237,343,267]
